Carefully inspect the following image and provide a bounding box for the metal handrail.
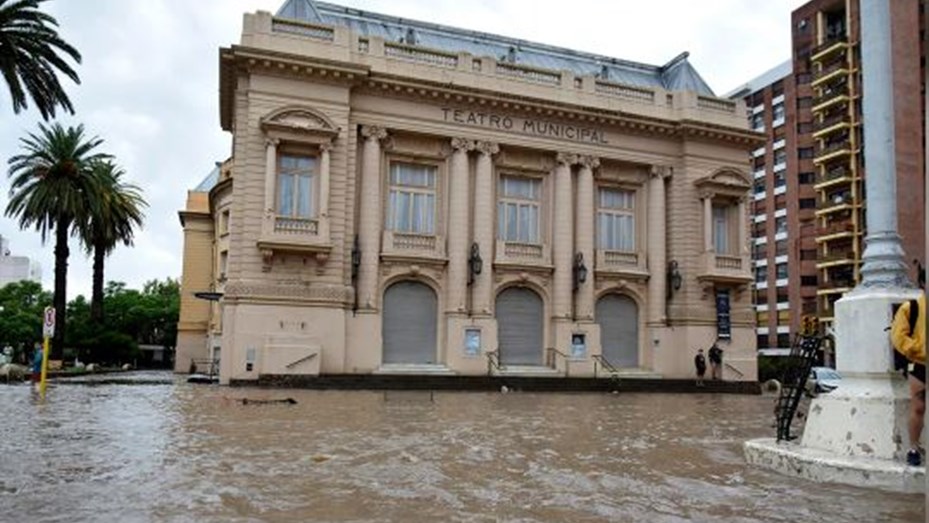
[592,354,619,379]
[724,362,744,379]
[285,353,317,369]
[545,347,569,377]
[486,350,502,376]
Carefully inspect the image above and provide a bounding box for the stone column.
[319,142,332,220]
[737,196,747,256]
[357,125,388,310]
[703,193,714,252]
[264,138,279,213]
[553,153,577,320]
[446,138,474,314]
[472,141,498,316]
[647,166,670,324]
[575,156,598,322]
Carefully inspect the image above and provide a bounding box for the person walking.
[708,342,723,381]
[694,349,707,387]
[891,289,925,466]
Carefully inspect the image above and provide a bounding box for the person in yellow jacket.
[891,292,926,466]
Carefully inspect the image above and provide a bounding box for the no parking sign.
[43,307,55,338]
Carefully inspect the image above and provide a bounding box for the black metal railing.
[486,350,502,376]
[545,347,570,377]
[775,335,823,441]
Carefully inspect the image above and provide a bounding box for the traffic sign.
[43,306,55,338]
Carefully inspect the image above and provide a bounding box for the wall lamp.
[573,252,588,291]
[468,242,483,286]
[667,260,683,298]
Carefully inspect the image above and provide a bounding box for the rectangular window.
[799,198,816,209]
[498,176,541,243]
[754,180,766,195]
[756,265,768,283]
[798,172,815,184]
[801,275,818,286]
[219,250,228,278]
[389,162,437,234]
[775,217,787,234]
[597,188,636,251]
[776,263,789,279]
[277,154,317,219]
[797,97,812,109]
[751,113,765,131]
[800,249,817,261]
[713,206,730,254]
[757,311,769,323]
[777,334,791,348]
[798,147,814,159]
[774,149,787,165]
[774,172,786,188]
[220,209,230,235]
[797,121,813,134]
[757,335,770,349]
[772,103,785,122]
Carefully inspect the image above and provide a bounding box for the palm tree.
[6,122,109,358]
[0,0,81,120]
[79,161,146,324]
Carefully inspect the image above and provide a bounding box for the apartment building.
[730,0,925,355]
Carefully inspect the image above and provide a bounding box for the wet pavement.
[0,372,923,522]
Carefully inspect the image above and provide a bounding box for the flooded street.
[0,372,923,522]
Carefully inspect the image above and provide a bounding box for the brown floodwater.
[0,371,923,522]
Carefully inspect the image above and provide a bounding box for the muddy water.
[0,372,922,522]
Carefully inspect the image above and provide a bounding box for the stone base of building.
[744,438,925,493]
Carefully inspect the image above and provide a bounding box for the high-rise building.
[729,0,925,355]
[0,235,42,288]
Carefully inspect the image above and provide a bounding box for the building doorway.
[596,294,639,368]
[496,287,544,365]
[382,281,438,364]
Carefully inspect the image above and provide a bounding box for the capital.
[319,140,334,152]
[476,141,500,156]
[451,137,476,152]
[556,152,579,166]
[360,125,389,141]
[650,165,673,179]
[579,155,600,169]
[265,137,280,148]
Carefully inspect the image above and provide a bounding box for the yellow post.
[39,335,50,397]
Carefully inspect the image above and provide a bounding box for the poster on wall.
[571,334,586,358]
[716,289,731,340]
[464,328,481,357]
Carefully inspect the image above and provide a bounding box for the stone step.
[496,365,561,377]
[373,364,456,375]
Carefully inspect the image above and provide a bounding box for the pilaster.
[446,137,475,314]
[472,141,499,316]
[357,125,389,311]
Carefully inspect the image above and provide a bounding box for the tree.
[5,122,108,358]
[78,161,146,324]
[0,0,82,120]
[0,280,51,362]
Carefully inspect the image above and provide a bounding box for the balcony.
[257,214,332,266]
[812,112,851,139]
[811,37,849,63]
[495,240,552,271]
[816,248,858,269]
[811,60,850,88]
[697,252,753,286]
[381,231,447,262]
[595,249,648,279]
[816,279,855,295]
[815,221,856,242]
[812,84,850,113]
[814,166,854,190]
[813,138,853,165]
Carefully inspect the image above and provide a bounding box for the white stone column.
[446,138,474,314]
[319,142,332,219]
[647,166,670,324]
[358,125,388,310]
[472,141,498,316]
[703,193,714,252]
[264,138,279,213]
[575,156,598,322]
[737,196,747,256]
[553,153,576,320]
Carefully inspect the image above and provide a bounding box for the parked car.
[807,366,841,394]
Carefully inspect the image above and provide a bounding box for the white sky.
[0,0,805,298]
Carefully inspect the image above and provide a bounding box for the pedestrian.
[694,349,707,387]
[30,344,42,384]
[891,289,925,466]
[708,342,723,380]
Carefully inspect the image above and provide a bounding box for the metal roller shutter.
[596,294,639,368]
[382,281,437,364]
[496,287,543,365]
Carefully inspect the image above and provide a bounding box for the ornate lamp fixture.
[667,260,683,298]
[573,252,588,291]
[468,242,483,286]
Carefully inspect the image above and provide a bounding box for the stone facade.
[175,4,761,383]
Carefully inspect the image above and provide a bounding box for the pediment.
[261,106,340,137]
[693,167,751,192]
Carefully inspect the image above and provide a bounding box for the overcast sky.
[0,0,805,298]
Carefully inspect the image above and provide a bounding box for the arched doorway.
[496,287,544,365]
[596,294,639,368]
[382,281,438,364]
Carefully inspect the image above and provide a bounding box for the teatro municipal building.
[176,0,761,384]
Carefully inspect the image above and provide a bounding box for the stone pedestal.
[744,289,924,492]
